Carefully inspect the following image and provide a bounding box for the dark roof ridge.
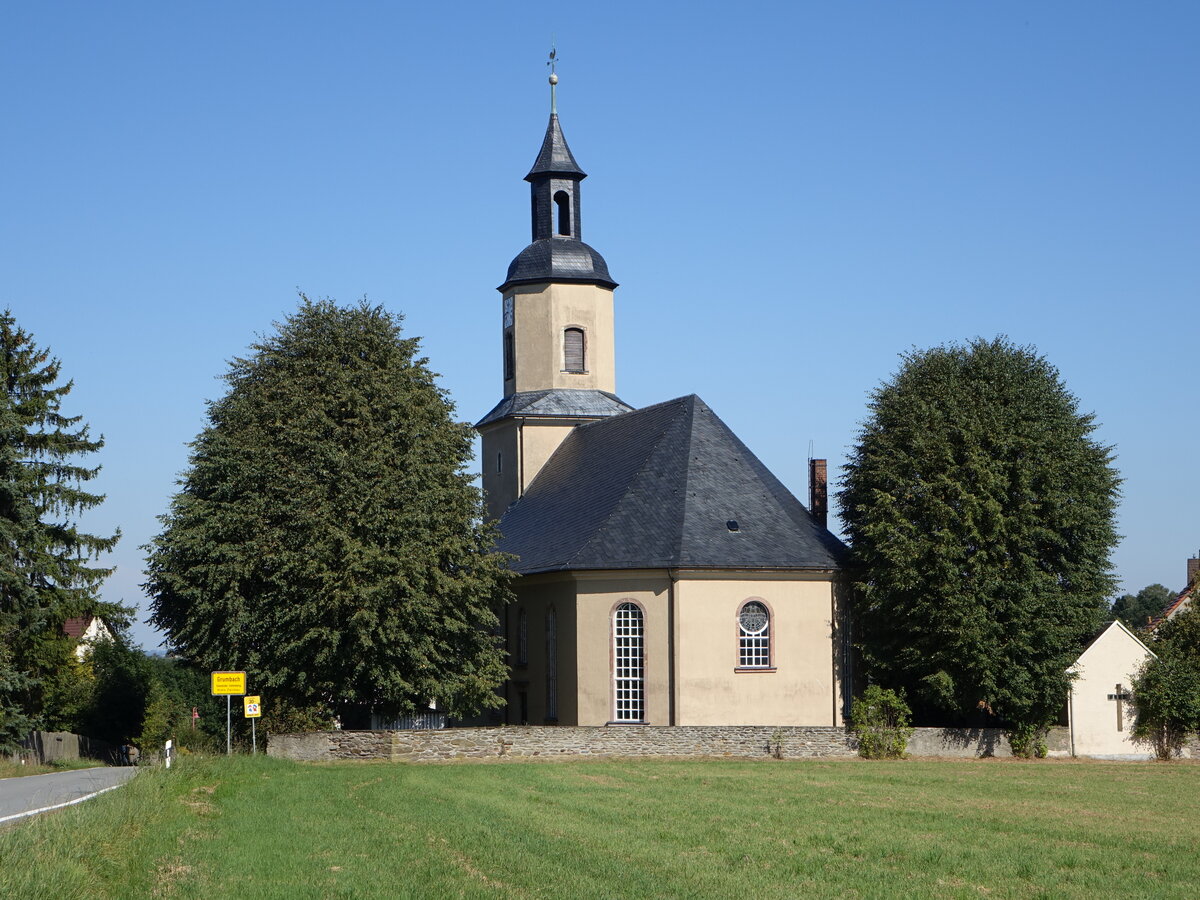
[561,395,695,569]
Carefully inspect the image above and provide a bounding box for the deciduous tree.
[145,299,513,722]
[1132,606,1200,759]
[838,337,1120,748]
[1112,583,1175,630]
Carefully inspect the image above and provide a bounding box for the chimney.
[809,458,828,529]
[1188,555,1199,590]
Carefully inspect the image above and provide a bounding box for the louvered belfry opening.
[563,327,585,373]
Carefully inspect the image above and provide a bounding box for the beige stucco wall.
[480,419,589,523]
[1069,621,1154,757]
[505,282,615,395]
[672,573,843,726]
[574,573,672,725]
[505,575,580,725]
[506,570,844,728]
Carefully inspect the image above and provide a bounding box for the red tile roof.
[62,616,94,640]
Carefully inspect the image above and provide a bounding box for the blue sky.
[2,3,1196,650]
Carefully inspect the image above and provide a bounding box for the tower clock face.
[503,296,514,328]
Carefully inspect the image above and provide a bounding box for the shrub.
[1007,723,1049,759]
[850,686,914,759]
[1130,654,1200,760]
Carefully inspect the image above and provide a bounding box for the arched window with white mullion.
[613,602,644,722]
[738,600,770,668]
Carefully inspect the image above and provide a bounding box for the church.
[476,77,850,727]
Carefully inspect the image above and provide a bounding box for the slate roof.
[526,113,586,180]
[497,394,847,574]
[476,389,634,429]
[501,238,616,291]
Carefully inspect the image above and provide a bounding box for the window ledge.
[734,666,777,673]
[605,720,648,726]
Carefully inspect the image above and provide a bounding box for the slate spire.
[501,77,615,292]
[526,114,587,181]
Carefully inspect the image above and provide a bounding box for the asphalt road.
[0,766,138,824]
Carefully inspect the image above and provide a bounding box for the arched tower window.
[613,602,645,722]
[563,327,585,373]
[504,330,514,381]
[553,190,571,236]
[546,606,558,722]
[738,600,771,668]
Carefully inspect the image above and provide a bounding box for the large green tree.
[145,299,513,722]
[839,337,1120,746]
[0,311,121,749]
[1112,583,1176,631]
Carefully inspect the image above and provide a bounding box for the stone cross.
[1107,683,1131,731]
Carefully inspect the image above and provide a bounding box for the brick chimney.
[1188,555,1199,590]
[808,458,828,529]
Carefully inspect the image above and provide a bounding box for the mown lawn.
[2,753,1198,898]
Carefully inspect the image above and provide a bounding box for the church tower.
[477,74,632,522]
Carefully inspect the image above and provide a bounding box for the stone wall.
[268,725,857,762]
[906,726,1072,758]
[267,724,1074,763]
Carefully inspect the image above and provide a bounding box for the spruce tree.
[0,311,121,747]
[839,337,1120,747]
[145,298,513,722]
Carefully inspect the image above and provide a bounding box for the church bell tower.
[476,71,632,522]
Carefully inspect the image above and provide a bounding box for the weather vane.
[547,44,558,113]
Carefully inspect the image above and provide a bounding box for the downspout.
[517,416,527,499]
[1068,683,1076,758]
[668,569,679,726]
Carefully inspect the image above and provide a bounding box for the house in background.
[1067,620,1155,759]
[1153,554,1199,625]
[62,615,113,661]
[477,84,850,728]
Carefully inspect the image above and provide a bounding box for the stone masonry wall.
[268,726,856,762]
[267,724,1074,763]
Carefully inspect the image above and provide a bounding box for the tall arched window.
[738,600,771,668]
[517,608,528,667]
[546,606,558,722]
[504,330,514,380]
[553,190,571,236]
[613,602,644,722]
[563,327,585,373]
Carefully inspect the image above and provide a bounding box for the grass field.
[2,754,1198,899]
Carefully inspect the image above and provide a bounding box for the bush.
[1007,723,1049,759]
[850,686,914,759]
[1131,654,1200,760]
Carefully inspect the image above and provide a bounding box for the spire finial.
[547,44,558,114]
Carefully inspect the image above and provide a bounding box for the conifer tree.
[839,337,1120,749]
[0,311,121,747]
[145,299,513,722]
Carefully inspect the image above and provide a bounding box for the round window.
[739,602,768,635]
